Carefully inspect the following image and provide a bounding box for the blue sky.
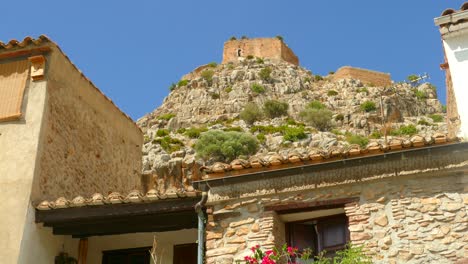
[2,1,465,120]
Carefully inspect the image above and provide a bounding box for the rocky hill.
[137,58,446,183]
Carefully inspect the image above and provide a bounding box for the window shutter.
[0,60,29,122]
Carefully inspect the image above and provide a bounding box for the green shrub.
[194,130,258,162]
[300,108,333,131]
[210,92,220,99]
[152,136,184,153]
[256,133,266,144]
[307,100,326,110]
[276,35,283,41]
[223,126,243,132]
[263,100,289,118]
[224,86,232,93]
[370,130,382,139]
[177,79,189,87]
[229,36,236,41]
[331,129,343,135]
[201,70,214,84]
[144,135,151,143]
[169,83,176,91]
[368,82,375,87]
[251,83,266,94]
[240,103,263,125]
[227,63,235,70]
[157,113,176,121]
[391,124,418,136]
[185,127,208,139]
[327,90,338,96]
[360,101,376,112]
[259,67,272,82]
[156,129,169,137]
[346,133,369,148]
[246,55,254,60]
[414,90,427,100]
[250,125,282,134]
[207,62,217,68]
[285,117,304,126]
[407,74,419,82]
[442,105,447,113]
[314,75,323,81]
[304,77,311,83]
[329,71,335,75]
[241,35,248,39]
[283,126,307,142]
[256,57,264,64]
[357,87,369,94]
[429,114,444,122]
[335,114,344,121]
[176,128,186,134]
[418,119,431,126]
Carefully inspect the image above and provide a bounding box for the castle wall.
[222,38,299,66]
[204,148,468,263]
[333,66,392,87]
[32,45,143,202]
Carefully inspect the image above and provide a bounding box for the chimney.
[434,3,468,140]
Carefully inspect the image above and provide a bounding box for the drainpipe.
[195,191,208,264]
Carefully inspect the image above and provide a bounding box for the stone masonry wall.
[333,66,392,87]
[32,47,143,201]
[222,38,299,66]
[205,171,468,264]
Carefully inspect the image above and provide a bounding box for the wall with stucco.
[32,45,143,201]
[222,38,299,65]
[0,63,48,263]
[443,35,468,140]
[333,66,392,87]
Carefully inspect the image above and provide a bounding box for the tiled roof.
[36,189,201,210]
[201,132,457,175]
[0,35,141,132]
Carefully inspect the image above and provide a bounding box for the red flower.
[287,247,298,256]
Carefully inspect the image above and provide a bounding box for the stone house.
[0,36,200,263]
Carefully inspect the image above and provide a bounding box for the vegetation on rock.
[300,102,333,131]
[251,83,266,94]
[259,67,273,82]
[346,133,369,148]
[360,101,376,112]
[240,103,263,125]
[429,114,444,122]
[195,130,258,162]
[263,100,289,118]
[157,113,176,121]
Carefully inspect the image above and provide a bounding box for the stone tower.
[222,37,299,65]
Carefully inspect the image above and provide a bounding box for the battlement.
[333,66,392,87]
[222,38,299,65]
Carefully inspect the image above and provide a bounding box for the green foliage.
[346,133,369,148]
[304,77,311,83]
[327,244,372,264]
[169,83,176,91]
[230,36,237,41]
[276,35,284,41]
[391,124,418,136]
[201,70,214,84]
[246,55,254,60]
[370,130,382,139]
[207,62,217,68]
[360,101,376,112]
[327,90,338,96]
[177,79,189,87]
[368,82,375,87]
[251,83,266,94]
[223,126,243,132]
[256,133,266,144]
[300,108,333,131]
[335,114,344,122]
[429,114,444,122]
[314,75,323,81]
[157,113,176,121]
[307,100,326,110]
[195,130,258,162]
[263,100,289,118]
[441,105,447,113]
[331,129,343,135]
[256,57,264,64]
[227,63,235,70]
[357,87,369,94]
[283,126,307,142]
[156,129,169,137]
[55,252,77,264]
[241,35,248,39]
[144,135,151,143]
[414,90,427,100]
[418,119,431,126]
[152,136,184,153]
[259,67,272,82]
[185,126,208,139]
[250,125,283,134]
[407,74,419,82]
[210,92,220,99]
[176,128,186,134]
[329,71,335,75]
[285,117,304,126]
[224,86,233,93]
[240,103,263,125]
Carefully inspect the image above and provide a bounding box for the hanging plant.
[54,252,77,264]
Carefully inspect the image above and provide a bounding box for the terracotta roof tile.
[0,35,141,133]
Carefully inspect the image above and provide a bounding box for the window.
[237,49,242,57]
[102,247,151,264]
[287,214,349,259]
[173,243,197,264]
[0,59,29,122]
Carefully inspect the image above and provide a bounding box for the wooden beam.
[265,197,359,214]
[0,47,51,60]
[77,238,88,264]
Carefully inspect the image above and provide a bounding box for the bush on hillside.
[185,126,208,138]
[201,70,214,85]
[259,67,272,82]
[156,129,169,137]
[307,100,326,110]
[263,100,289,118]
[157,113,176,121]
[177,79,189,87]
[251,83,266,94]
[283,126,307,142]
[195,130,259,162]
[327,90,338,96]
[360,101,376,112]
[346,133,369,148]
[429,114,444,122]
[300,108,333,131]
[240,103,263,125]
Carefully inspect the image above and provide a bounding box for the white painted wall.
[443,33,468,139]
[86,229,198,263]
